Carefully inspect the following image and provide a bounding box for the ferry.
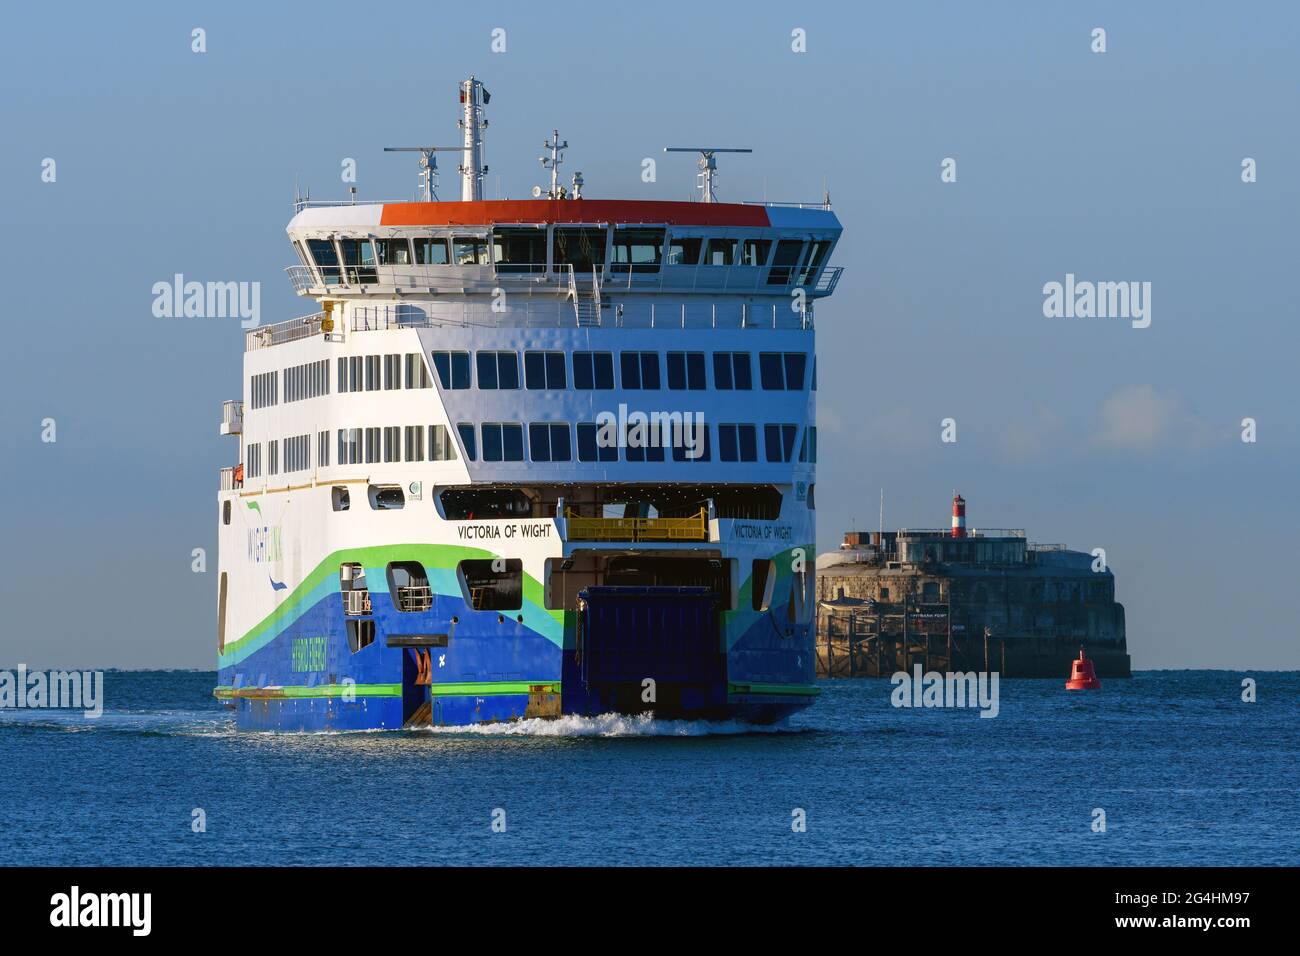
[214,77,843,730]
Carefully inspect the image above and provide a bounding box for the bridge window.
[429,424,458,461]
[492,227,547,273]
[305,239,341,284]
[553,227,607,271]
[764,424,798,463]
[414,237,448,265]
[529,422,572,462]
[766,238,804,285]
[376,238,412,266]
[431,350,471,390]
[458,558,523,611]
[741,238,771,267]
[524,351,567,390]
[456,423,477,461]
[453,236,489,266]
[667,351,706,390]
[798,239,830,285]
[620,351,660,390]
[666,236,702,266]
[339,238,377,285]
[482,422,525,462]
[713,351,752,390]
[476,351,519,390]
[573,351,614,390]
[718,424,758,462]
[576,422,619,462]
[704,238,736,266]
[611,228,663,273]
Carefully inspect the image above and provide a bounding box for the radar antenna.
[382,146,462,202]
[663,146,752,203]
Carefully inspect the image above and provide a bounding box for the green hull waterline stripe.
[728,682,820,697]
[214,681,559,700]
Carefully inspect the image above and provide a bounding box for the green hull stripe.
[728,682,820,697]
[213,680,558,700]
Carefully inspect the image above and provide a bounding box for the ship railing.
[219,466,242,491]
[394,585,433,613]
[220,399,244,436]
[285,265,315,294]
[345,298,814,331]
[896,528,1027,538]
[563,507,707,543]
[245,312,326,351]
[342,589,372,616]
[739,199,835,210]
[1029,543,1068,552]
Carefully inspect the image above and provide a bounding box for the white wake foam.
[421,711,791,737]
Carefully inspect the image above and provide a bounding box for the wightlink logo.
[151,273,261,328]
[1042,273,1151,329]
[594,404,706,458]
[0,664,103,718]
[890,664,1000,719]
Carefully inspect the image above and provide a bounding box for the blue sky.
[0,1,1295,668]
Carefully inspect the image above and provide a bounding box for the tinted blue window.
[457,422,477,461]
[577,423,618,462]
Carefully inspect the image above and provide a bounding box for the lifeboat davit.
[1065,648,1101,690]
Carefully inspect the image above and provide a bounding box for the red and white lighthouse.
[951,494,966,538]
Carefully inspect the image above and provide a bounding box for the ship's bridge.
[283,198,843,306]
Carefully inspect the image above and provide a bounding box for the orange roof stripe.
[378,199,771,228]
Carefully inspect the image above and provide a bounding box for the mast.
[458,76,489,201]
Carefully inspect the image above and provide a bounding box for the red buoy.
[1065,648,1101,690]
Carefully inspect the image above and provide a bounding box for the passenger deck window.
[476,351,520,390]
[667,351,706,390]
[719,424,758,462]
[620,351,660,390]
[529,423,572,462]
[456,423,477,461]
[713,351,752,390]
[414,237,449,265]
[431,351,471,389]
[764,424,798,463]
[671,424,711,462]
[798,425,818,463]
[573,351,614,390]
[759,352,808,390]
[576,422,619,462]
[482,423,525,462]
[524,351,567,390]
[429,424,458,461]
